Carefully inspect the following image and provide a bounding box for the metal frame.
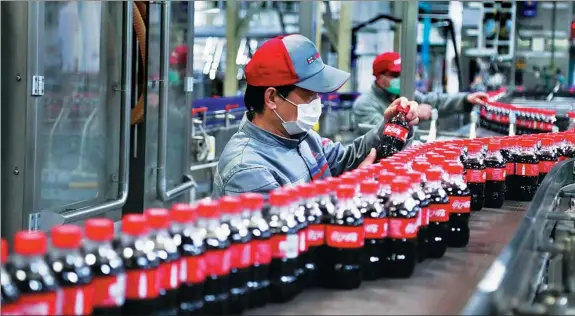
[399,1,419,100]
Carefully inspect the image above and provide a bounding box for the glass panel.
[37,1,122,210]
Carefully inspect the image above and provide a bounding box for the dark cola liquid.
[300,202,322,288]
[515,152,540,201]
[387,200,418,278]
[445,185,471,248]
[173,226,206,315]
[203,233,231,315]
[324,202,364,289]
[150,232,180,315]
[1,264,20,315]
[6,256,60,315]
[463,157,486,211]
[293,206,308,292]
[412,188,429,262]
[485,157,506,209]
[359,198,387,281]
[267,212,299,303]
[118,237,161,315]
[316,196,336,287]
[246,209,271,308]
[501,148,517,200]
[83,242,125,315]
[376,116,409,161]
[425,189,449,258]
[538,150,558,184]
[227,219,252,314]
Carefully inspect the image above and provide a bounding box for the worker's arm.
[414,90,473,116]
[214,165,281,198]
[352,94,386,135]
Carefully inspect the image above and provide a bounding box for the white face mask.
[274,97,323,135]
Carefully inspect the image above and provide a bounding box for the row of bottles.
[479,101,557,135]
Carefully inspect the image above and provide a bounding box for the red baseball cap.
[373,52,401,75]
[170,45,187,66]
[245,34,350,93]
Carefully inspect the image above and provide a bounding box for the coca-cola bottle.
[241,193,271,308]
[376,104,411,161]
[359,180,388,280]
[83,219,126,315]
[1,239,21,315]
[386,179,419,278]
[169,204,206,315]
[400,170,428,262]
[324,185,364,289]
[117,214,160,315]
[47,225,94,315]
[199,200,232,315]
[444,163,472,248]
[267,190,299,302]
[419,168,449,258]
[537,137,558,184]
[285,188,307,293]
[144,208,180,315]
[295,183,322,288]
[501,137,518,200]
[7,231,59,315]
[515,139,540,201]
[312,180,333,285]
[484,139,507,208]
[463,142,486,211]
[553,133,568,162]
[219,196,251,314]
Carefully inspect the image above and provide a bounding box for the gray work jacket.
[352,83,473,134]
[212,112,386,198]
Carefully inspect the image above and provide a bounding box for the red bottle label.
[204,249,232,276]
[487,167,506,181]
[450,196,471,214]
[13,291,58,315]
[558,156,567,162]
[363,217,388,239]
[428,204,449,222]
[383,123,409,142]
[180,255,206,284]
[422,207,430,226]
[270,234,299,259]
[539,161,556,173]
[388,218,418,239]
[159,261,180,290]
[230,243,252,269]
[251,239,272,265]
[465,169,486,183]
[306,224,325,247]
[298,229,308,253]
[60,285,94,315]
[506,162,515,175]
[515,163,539,176]
[92,274,126,308]
[1,302,21,315]
[325,225,365,248]
[125,268,160,300]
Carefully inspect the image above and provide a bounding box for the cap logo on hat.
[394,58,401,65]
[307,52,320,65]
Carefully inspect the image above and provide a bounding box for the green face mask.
[385,78,401,95]
[168,70,181,85]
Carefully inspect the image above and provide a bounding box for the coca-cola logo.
[452,199,470,210]
[431,208,446,218]
[330,231,358,243]
[365,223,379,234]
[384,124,405,137]
[20,303,50,315]
[240,245,251,265]
[307,229,324,241]
[404,223,418,235]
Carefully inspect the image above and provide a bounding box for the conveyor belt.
[247,201,528,315]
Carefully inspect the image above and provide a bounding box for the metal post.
[223,0,238,96]
[399,1,418,100]
[299,1,317,42]
[337,1,353,93]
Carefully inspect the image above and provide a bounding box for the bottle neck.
[83,239,114,252]
[336,197,355,212]
[361,193,378,203]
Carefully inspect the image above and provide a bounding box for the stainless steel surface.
[399,1,418,100]
[247,202,526,315]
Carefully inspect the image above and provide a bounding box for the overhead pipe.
[156,0,196,202]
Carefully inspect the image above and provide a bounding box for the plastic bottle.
[7,231,60,315]
[421,168,450,257]
[169,204,206,315]
[376,104,411,160]
[515,138,540,201]
[267,190,299,303]
[359,180,388,280]
[462,142,486,211]
[312,180,334,285]
[500,137,518,200]
[386,179,419,278]
[285,188,307,293]
[324,185,364,289]
[295,183,322,288]
[241,193,271,308]
[444,163,472,248]
[484,139,507,208]
[537,137,558,184]
[1,239,21,315]
[399,170,428,262]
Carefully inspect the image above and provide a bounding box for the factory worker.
[213,34,421,197]
[352,52,489,134]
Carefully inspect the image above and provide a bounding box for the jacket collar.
[239,112,307,149]
[371,82,396,101]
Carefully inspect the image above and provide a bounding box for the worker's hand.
[466,92,489,105]
[358,148,377,168]
[417,103,433,120]
[384,97,420,126]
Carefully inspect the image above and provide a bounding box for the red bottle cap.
[519,139,535,147]
[196,199,220,219]
[340,174,356,186]
[1,239,8,263]
[378,171,396,184]
[314,180,330,195]
[391,179,411,193]
[298,183,318,199]
[269,190,289,207]
[336,184,356,199]
[401,170,422,183]
[362,164,382,179]
[360,180,379,195]
[220,196,242,215]
[445,163,464,175]
[397,104,410,114]
[412,161,431,172]
[540,138,554,147]
[170,204,197,223]
[51,225,83,249]
[425,169,443,182]
[487,140,502,152]
[241,193,264,211]
[14,231,47,256]
[426,154,446,166]
[326,177,342,191]
[441,150,461,159]
[145,208,171,229]
[85,218,115,242]
[122,214,149,236]
[467,142,483,153]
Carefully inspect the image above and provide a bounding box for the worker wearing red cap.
[353,52,488,134]
[213,35,421,197]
